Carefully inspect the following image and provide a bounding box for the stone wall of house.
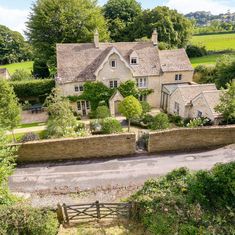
[148,126,235,153]
[17,133,136,162]
[160,71,194,85]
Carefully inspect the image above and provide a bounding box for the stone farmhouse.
[56,30,221,122]
[0,68,10,80]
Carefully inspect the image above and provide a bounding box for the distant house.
[0,68,10,80]
[163,83,222,123]
[56,29,194,116]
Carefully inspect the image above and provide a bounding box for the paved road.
[9,145,235,194]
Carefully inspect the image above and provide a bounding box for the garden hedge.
[9,79,55,101]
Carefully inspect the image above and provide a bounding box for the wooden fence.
[57,201,135,224]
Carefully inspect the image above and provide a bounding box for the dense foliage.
[26,0,109,69]
[0,205,58,235]
[150,113,170,130]
[96,105,111,119]
[0,80,21,141]
[0,129,17,205]
[131,162,235,235]
[103,0,141,42]
[0,25,32,65]
[215,83,235,124]
[186,44,207,58]
[101,117,122,134]
[33,59,50,78]
[11,69,33,81]
[131,6,193,48]
[10,79,55,102]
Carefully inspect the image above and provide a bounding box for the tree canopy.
[26,0,109,69]
[0,25,32,65]
[103,0,142,42]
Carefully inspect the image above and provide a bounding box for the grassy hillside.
[191,33,235,51]
[0,61,33,75]
[190,53,235,67]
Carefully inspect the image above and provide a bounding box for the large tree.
[0,25,32,65]
[130,6,193,48]
[103,0,142,42]
[26,0,109,70]
[0,80,21,142]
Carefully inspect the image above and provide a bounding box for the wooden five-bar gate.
[57,201,135,224]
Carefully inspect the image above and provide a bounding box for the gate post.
[57,203,64,224]
[62,203,70,225]
[96,201,101,219]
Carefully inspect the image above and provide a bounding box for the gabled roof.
[172,84,217,105]
[159,49,194,72]
[192,90,223,116]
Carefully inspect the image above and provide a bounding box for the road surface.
[9,145,235,195]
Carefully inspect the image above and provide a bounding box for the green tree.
[215,83,235,124]
[0,24,33,65]
[11,69,33,81]
[103,0,142,42]
[119,95,142,132]
[118,80,139,98]
[33,59,50,78]
[45,88,77,138]
[215,55,235,88]
[150,113,170,130]
[96,105,110,119]
[26,0,109,70]
[131,6,193,47]
[0,80,21,141]
[0,129,17,205]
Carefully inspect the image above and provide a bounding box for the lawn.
[0,61,33,75]
[191,33,235,51]
[190,53,235,67]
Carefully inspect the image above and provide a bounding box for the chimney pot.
[94,29,99,48]
[152,29,158,47]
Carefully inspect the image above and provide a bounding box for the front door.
[114,100,121,116]
[81,101,86,116]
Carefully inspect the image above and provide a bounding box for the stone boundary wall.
[17,133,136,162]
[148,125,235,153]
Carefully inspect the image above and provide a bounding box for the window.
[111,60,116,68]
[139,94,147,102]
[86,101,90,110]
[77,101,81,111]
[79,85,84,91]
[74,86,79,92]
[131,57,138,65]
[136,78,147,88]
[197,111,202,118]
[174,102,180,115]
[175,74,182,81]
[109,80,118,88]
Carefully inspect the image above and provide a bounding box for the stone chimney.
[94,29,99,48]
[151,29,158,46]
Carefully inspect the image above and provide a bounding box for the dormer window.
[131,57,138,65]
[111,60,116,68]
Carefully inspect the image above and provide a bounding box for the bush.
[101,118,122,134]
[140,101,151,115]
[193,65,216,84]
[96,105,110,119]
[186,44,207,58]
[10,79,55,102]
[33,59,50,78]
[11,69,33,81]
[150,113,170,130]
[187,118,206,128]
[21,132,40,143]
[168,114,183,126]
[0,205,58,235]
[21,100,31,111]
[142,114,154,126]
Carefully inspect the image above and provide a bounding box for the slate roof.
[56,42,193,84]
[159,49,194,72]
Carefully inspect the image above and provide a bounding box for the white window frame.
[109,80,118,88]
[111,60,117,68]
[175,74,183,81]
[131,57,138,65]
[136,77,147,88]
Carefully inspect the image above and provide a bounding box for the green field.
[0,61,33,75]
[191,33,235,51]
[190,53,235,67]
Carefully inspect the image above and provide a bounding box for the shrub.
[142,114,154,126]
[33,59,50,78]
[11,69,33,81]
[10,79,55,102]
[140,101,151,115]
[0,205,58,235]
[21,132,39,143]
[96,105,110,119]
[90,119,102,133]
[187,118,205,128]
[21,100,31,110]
[168,114,183,126]
[150,113,170,130]
[193,65,216,84]
[101,118,122,134]
[186,44,207,58]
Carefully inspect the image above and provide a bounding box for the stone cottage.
[56,30,194,116]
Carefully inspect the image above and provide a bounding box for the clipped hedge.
[0,204,58,235]
[9,79,55,101]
